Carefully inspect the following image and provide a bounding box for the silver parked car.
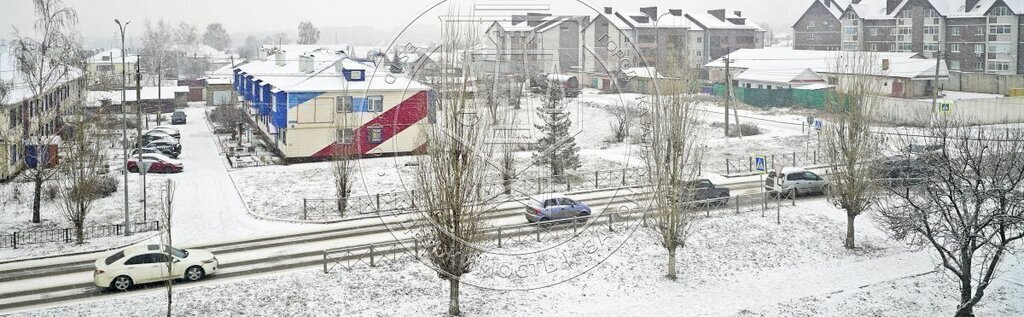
[764,167,828,197]
[524,194,592,223]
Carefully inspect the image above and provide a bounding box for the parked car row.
[127,126,184,174]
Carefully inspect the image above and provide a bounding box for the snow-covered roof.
[623,67,663,79]
[236,50,429,93]
[705,47,947,80]
[1,50,85,105]
[685,10,763,30]
[848,0,893,20]
[87,49,138,65]
[88,86,189,106]
[735,68,826,85]
[843,0,1024,19]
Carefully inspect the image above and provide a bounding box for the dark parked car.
[171,111,187,125]
[137,139,181,157]
[683,179,730,206]
[875,155,927,186]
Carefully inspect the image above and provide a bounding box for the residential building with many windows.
[793,0,1024,75]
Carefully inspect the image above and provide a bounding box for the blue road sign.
[754,155,767,174]
[814,119,824,130]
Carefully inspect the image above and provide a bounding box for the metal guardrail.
[299,168,649,222]
[0,221,160,249]
[722,151,823,175]
[320,191,799,273]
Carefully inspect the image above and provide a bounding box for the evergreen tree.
[533,80,581,178]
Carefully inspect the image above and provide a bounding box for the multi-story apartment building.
[685,9,767,64]
[484,13,590,75]
[794,0,1024,75]
[793,0,846,50]
[1,50,86,180]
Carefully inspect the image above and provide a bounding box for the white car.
[94,244,218,291]
[764,167,828,196]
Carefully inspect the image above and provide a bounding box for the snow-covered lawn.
[20,199,1021,316]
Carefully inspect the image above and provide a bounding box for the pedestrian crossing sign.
[755,155,767,174]
[938,100,953,115]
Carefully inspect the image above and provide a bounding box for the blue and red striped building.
[233,47,434,160]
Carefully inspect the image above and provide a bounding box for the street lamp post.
[115,18,131,236]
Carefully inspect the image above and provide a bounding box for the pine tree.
[533,80,581,178]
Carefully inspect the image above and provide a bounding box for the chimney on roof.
[851,0,862,5]
[966,0,980,11]
[886,0,901,14]
[708,9,727,21]
[275,52,285,67]
[733,10,742,17]
[640,6,658,20]
[299,54,313,73]
[604,7,612,14]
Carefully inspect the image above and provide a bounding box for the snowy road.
[159,105,304,245]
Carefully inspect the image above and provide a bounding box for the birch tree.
[160,179,176,317]
[297,21,320,45]
[412,21,488,316]
[825,51,882,249]
[11,0,80,223]
[332,86,354,217]
[876,124,1024,317]
[642,58,705,280]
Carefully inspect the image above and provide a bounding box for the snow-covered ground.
[18,199,1021,316]
[1,104,303,260]
[233,91,820,220]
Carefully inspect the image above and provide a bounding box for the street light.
[115,18,131,236]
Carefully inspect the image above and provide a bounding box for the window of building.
[991,6,1012,16]
[808,33,816,41]
[950,60,961,70]
[337,128,355,144]
[96,65,113,72]
[976,61,985,70]
[870,28,878,36]
[975,26,985,35]
[989,61,1011,71]
[897,10,912,19]
[336,96,353,113]
[950,43,961,53]
[924,43,939,52]
[951,26,961,36]
[368,95,384,112]
[897,43,913,52]
[989,25,1011,34]
[367,125,384,144]
[924,9,939,17]
[807,21,815,29]
[923,26,940,35]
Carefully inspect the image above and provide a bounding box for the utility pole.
[724,55,731,138]
[136,60,147,222]
[931,50,942,128]
[115,19,131,236]
[157,63,162,126]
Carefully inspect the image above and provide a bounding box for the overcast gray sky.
[2,0,806,47]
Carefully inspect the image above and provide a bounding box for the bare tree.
[55,58,108,244]
[642,57,705,280]
[160,179,176,317]
[607,101,642,143]
[332,86,354,217]
[10,0,80,223]
[141,19,172,86]
[876,124,1024,317]
[825,51,882,249]
[412,20,488,316]
[297,21,320,45]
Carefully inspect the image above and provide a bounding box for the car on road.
[875,155,927,186]
[683,179,730,206]
[94,244,218,291]
[524,194,592,223]
[171,111,187,125]
[127,153,184,173]
[764,167,828,197]
[132,147,176,158]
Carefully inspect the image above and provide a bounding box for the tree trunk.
[448,278,461,316]
[75,220,85,244]
[666,246,678,280]
[32,177,42,223]
[956,274,974,317]
[844,212,856,249]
